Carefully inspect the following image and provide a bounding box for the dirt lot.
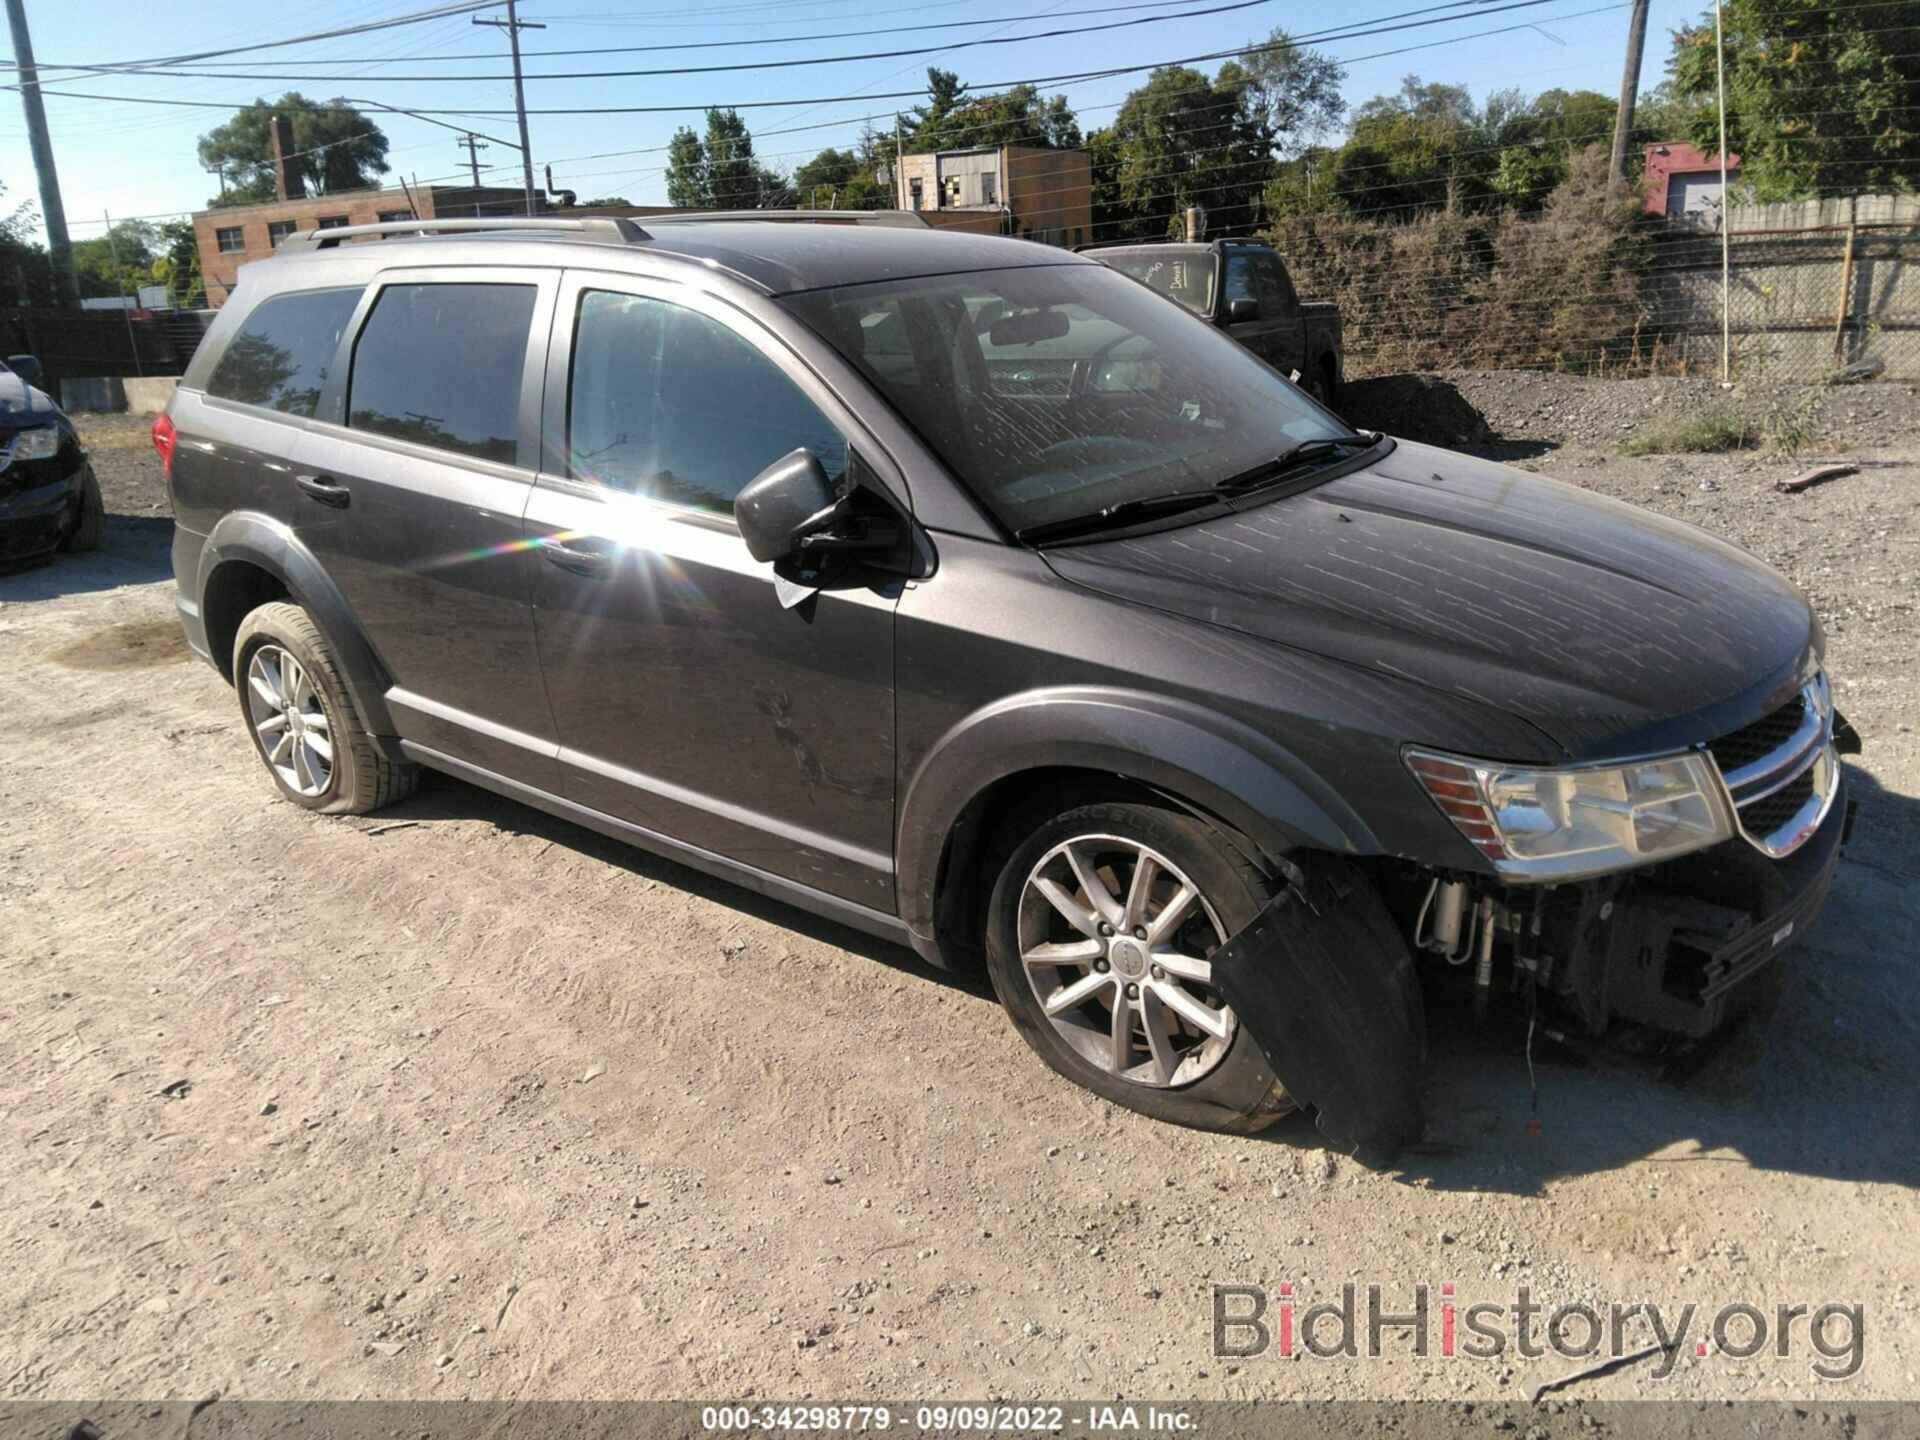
[3,388,1918,1407]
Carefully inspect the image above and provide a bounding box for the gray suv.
[159,214,1856,1155]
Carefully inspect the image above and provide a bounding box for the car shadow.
[1342,373,1557,462]
[0,513,174,598]
[373,771,998,1002]
[370,755,1919,1190]
[1256,763,1920,1193]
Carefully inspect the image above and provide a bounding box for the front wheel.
[983,799,1293,1133]
[59,467,103,552]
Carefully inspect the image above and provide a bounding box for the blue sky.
[3,0,1708,244]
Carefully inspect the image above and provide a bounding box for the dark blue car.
[0,353,104,563]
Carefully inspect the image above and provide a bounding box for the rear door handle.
[295,473,351,508]
[541,540,611,577]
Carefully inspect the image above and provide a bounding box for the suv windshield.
[783,264,1350,538]
[1101,249,1215,314]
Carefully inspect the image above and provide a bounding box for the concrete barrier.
[124,376,179,414]
[60,376,126,413]
[55,375,180,414]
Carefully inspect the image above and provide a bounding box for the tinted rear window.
[347,282,537,464]
[205,287,361,417]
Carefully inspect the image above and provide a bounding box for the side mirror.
[1226,297,1260,323]
[734,449,841,563]
[5,354,40,388]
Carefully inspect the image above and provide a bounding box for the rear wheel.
[984,799,1293,1133]
[232,601,418,815]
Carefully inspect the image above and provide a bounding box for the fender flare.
[196,510,398,737]
[894,685,1379,944]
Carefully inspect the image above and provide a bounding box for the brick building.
[192,183,529,306]
[893,144,1092,247]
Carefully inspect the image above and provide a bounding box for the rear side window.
[567,289,847,514]
[205,287,361,417]
[347,283,537,464]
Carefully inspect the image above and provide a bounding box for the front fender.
[196,510,397,737]
[895,684,1378,943]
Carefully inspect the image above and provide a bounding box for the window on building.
[567,289,847,515]
[215,226,245,254]
[981,173,997,206]
[315,215,350,229]
[204,287,362,417]
[908,177,924,211]
[376,210,415,223]
[347,283,537,464]
[266,220,297,248]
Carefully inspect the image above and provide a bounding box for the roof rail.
[1071,237,1208,253]
[281,215,650,252]
[646,209,929,230]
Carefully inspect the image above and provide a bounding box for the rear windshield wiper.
[1213,434,1379,496]
[1015,488,1227,545]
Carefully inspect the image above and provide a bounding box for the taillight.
[151,411,177,479]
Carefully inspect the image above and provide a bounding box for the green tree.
[0,181,56,305]
[666,111,787,209]
[576,196,633,207]
[1667,0,1920,198]
[792,147,887,208]
[908,77,1082,152]
[197,93,391,204]
[70,219,161,299]
[1093,62,1277,240]
[1234,28,1345,156]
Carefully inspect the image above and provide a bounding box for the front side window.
[784,264,1351,537]
[215,226,245,254]
[567,289,847,514]
[205,287,361,417]
[1252,254,1296,313]
[347,282,536,464]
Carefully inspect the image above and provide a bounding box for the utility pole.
[5,0,78,305]
[474,0,543,217]
[1714,0,1731,383]
[1608,0,1650,190]
[456,133,490,217]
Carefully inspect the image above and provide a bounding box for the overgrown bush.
[1269,147,1655,375]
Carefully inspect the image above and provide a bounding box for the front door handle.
[295,473,351,508]
[541,540,611,577]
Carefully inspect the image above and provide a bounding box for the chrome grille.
[1709,693,1807,775]
[1707,673,1839,859]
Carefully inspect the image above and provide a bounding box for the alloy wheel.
[1017,833,1237,1088]
[245,644,334,798]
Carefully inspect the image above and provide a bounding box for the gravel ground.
[3,393,1917,1407]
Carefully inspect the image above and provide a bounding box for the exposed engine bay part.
[1210,859,1425,1163]
[1389,775,1851,1043]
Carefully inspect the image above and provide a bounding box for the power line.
[25,0,1298,82]
[9,0,1229,68]
[11,0,1597,115]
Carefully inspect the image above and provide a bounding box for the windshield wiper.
[1213,434,1379,496]
[1015,488,1227,545]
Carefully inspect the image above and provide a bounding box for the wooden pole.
[1832,196,1858,366]
[1714,0,1731,383]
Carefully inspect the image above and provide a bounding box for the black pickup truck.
[1085,239,1344,409]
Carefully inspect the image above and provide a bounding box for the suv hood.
[1041,440,1817,760]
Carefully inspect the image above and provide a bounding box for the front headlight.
[3,425,61,466]
[1406,746,1735,881]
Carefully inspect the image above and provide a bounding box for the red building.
[1642,142,1743,219]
